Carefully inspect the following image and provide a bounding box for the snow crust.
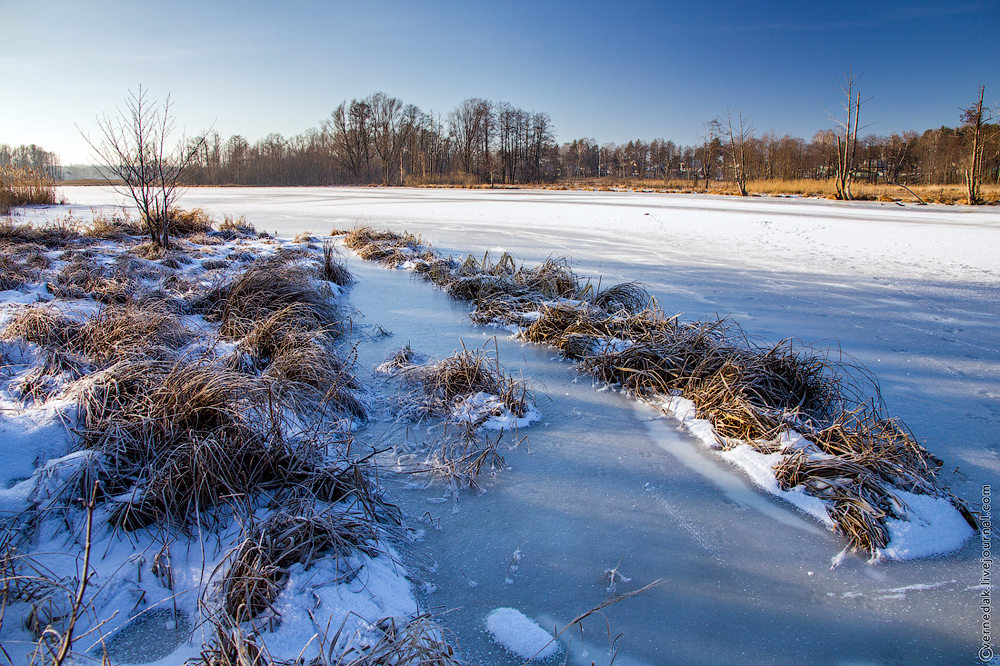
[656,386,973,557]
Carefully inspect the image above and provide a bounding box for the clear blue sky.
[2,0,997,164]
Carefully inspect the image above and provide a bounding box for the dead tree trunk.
[963,86,987,205]
[725,110,752,196]
[833,71,867,201]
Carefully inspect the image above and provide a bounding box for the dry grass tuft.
[398,345,531,420]
[217,214,256,237]
[220,508,378,622]
[0,216,81,248]
[167,207,214,236]
[77,301,192,364]
[0,254,35,291]
[333,613,461,666]
[78,357,291,529]
[232,309,365,419]
[85,209,143,239]
[197,256,346,341]
[1,305,83,349]
[322,238,354,285]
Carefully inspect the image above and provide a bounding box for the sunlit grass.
[0,166,58,214]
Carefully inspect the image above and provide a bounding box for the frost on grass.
[379,342,538,491]
[346,225,978,560]
[0,212,446,665]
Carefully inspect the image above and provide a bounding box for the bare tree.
[698,120,722,188]
[830,69,869,201]
[369,92,407,185]
[724,109,753,196]
[82,86,206,249]
[961,85,992,205]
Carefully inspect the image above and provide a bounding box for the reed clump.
[322,238,354,285]
[216,213,256,237]
[397,345,531,420]
[332,613,461,666]
[167,207,214,236]
[76,357,284,528]
[342,225,434,267]
[0,215,81,248]
[197,256,345,341]
[220,508,378,623]
[1,305,83,349]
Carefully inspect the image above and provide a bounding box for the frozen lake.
[57,186,999,664]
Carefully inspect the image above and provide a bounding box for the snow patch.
[875,491,975,561]
[452,391,541,430]
[485,607,559,660]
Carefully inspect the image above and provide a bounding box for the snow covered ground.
[35,187,1000,663]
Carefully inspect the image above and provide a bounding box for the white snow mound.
[485,607,559,660]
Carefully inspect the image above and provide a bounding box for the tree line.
[184,94,557,187]
[1,144,62,179]
[177,90,998,193]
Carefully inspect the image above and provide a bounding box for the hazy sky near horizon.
[2,0,997,164]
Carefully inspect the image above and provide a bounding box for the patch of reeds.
[76,301,192,364]
[51,250,156,304]
[332,613,461,666]
[10,347,89,403]
[167,207,214,236]
[85,209,143,239]
[77,357,292,529]
[0,215,81,248]
[376,344,418,375]
[0,166,58,215]
[216,214,256,238]
[0,254,35,291]
[342,226,434,267]
[231,307,365,419]
[1,304,83,349]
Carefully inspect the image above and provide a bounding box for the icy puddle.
[344,254,974,665]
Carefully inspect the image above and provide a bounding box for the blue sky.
[2,0,997,164]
